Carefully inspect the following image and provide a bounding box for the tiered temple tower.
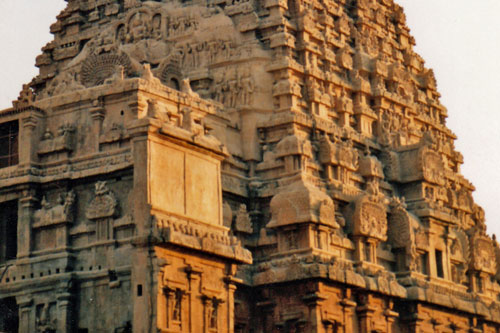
[0,0,499,332]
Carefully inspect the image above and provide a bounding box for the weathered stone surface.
[0,0,498,332]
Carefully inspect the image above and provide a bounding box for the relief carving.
[235,204,253,234]
[352,181,387,241]
[223,201,233,228]
[449,229,469,284]
[469,227,496,275]
[127,11,151,43]
[33,191,76,228]
[388,197,419,271]
[36,302,57,333]
[86,181,118,220]
[38,124,75,156]
[211,67,255,107]
[80,52,133,87]
[166,14,198,38]
[45,71,85,97]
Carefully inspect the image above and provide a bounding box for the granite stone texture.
[0,0,498,332]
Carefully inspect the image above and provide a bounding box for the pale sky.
[0,1,499,235]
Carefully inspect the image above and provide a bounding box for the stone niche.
[149,138,222,226]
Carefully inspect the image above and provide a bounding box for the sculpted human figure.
[241,68,255,105]
[185,43,194,67]
[152,14,162,40]
[208,40,218,63]
[195,42,205,66]
[129,12,149,42]
[227,71,239,107]
[336,88,353,113]
[166,17,175,36]
[213,74,224,103]
[116,24,127,44]
[221,40,232,60]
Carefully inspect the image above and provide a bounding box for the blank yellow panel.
[149,142,185,216]
[185,154,220,225]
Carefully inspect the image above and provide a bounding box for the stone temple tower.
[0,0,499,332]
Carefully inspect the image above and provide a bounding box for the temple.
[0,0,499,332]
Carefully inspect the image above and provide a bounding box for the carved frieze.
[211,67,255,107]
[235,204,253,234]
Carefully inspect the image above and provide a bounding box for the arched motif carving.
[159,58,183,90]
[80,52,133,87]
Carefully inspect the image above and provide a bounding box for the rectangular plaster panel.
[149,140,221,225]
[185,153,220,225]
[149,142,185,217]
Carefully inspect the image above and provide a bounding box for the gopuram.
[0,0,498,332]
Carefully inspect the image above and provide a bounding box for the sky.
[0,1,499,235]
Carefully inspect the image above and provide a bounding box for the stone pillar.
[185,265,202,332]
[130,99,149,120]
[384,301,399,333]
[302,288,327,333]
[354,237,365,262]
[202,295,209,333]
[131,247,152,333]
[17,189,37,258]
[240,108,260,162]
[57,292,73,332]
[403,304,425,333]
[90,104,106,152]
[127,117,158,236]
[357,295,376,333]
[224,268,240,333]
[127,116,165,333]
[338,111,351,128]
[256,300,275,333]
[20,110,42,166]
[367,239,377,264]
[16,296,33,333]
[340,289,356,333]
